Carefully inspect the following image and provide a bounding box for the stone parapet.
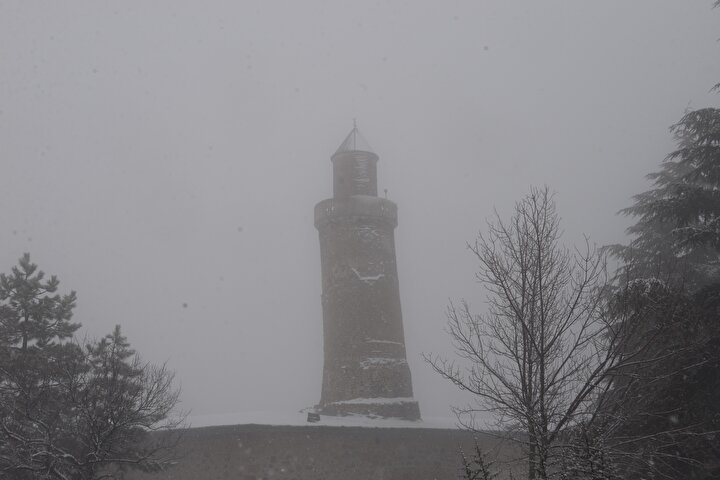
[315,196,397,230]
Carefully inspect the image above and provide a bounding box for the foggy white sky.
[1,1,719,420]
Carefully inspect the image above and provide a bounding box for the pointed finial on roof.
[334,120,374,155]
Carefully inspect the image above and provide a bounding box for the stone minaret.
[314,125,420,420]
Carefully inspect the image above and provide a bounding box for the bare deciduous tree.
[426,187,620,479]
[427,187,717,479]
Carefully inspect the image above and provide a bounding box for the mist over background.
[1,1,719,421]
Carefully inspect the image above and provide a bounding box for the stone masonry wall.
[125,424,521,480]
[315,196,419,419]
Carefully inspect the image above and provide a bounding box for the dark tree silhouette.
[609,108,720,288]
[0,254,184,480]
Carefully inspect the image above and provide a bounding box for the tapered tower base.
[319,399,421,421]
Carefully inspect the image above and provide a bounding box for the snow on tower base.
[319,397,421,421]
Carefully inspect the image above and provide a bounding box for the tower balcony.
[314,196,398,230]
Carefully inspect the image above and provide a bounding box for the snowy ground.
[187,410,460,429]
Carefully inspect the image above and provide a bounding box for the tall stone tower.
[314,125,420,421]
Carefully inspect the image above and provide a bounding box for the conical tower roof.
[334,122,374,155]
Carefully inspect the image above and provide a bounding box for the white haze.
[1,1,719,421]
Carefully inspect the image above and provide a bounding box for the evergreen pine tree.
[0,252,79,350]
[0,253,82,480]
[606,106,720,479]
[0,255,183,479]
[459,439,496,480]
[610,107,720,287]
